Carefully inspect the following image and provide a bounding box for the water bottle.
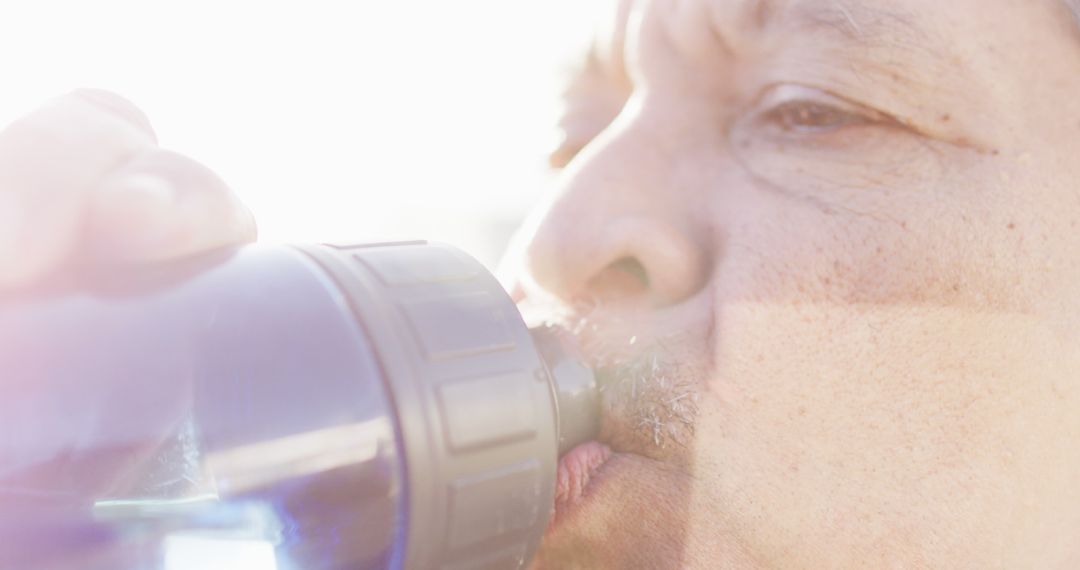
[0,241,599,570]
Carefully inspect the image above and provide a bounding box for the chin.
[533,449,695,569]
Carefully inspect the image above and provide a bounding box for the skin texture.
[513,0,1080,567]
[4,1,1080,567]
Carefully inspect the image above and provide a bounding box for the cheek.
[696,301,1080,565]
[695,181,1080,564]
[716,178,1041,314]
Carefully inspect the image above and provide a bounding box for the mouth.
[520,291,716,537]
[544,325,710,535]
[551,441,614,530]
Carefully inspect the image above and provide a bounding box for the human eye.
[729,83,943,199]
[746,84,893,139]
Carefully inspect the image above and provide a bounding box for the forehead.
[707,0,942,48]
[692,0,1059,43]
[642,0,1076,72]
[635,0,941,65]
[719,0,966,23]
[638,0,953,81]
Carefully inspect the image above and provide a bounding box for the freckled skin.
[513,0,1080,567]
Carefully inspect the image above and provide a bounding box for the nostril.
[585,257,651,300]
[610,257,649,289]
[522,210,707,306]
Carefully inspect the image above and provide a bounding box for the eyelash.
[752,85,888,135]
[760,100,871,132]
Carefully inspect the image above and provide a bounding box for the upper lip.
[520,285,716,460]
[558,319,714,463]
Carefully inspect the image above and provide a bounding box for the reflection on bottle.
[205,418,385,496]
[85,414,395,570]
[163,534,278,570]
[94,415,218,520]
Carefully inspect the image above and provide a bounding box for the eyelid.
[751,84,894,127]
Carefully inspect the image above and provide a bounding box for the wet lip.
[550,441,615,530]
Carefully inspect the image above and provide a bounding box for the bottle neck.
[530,326,600,456]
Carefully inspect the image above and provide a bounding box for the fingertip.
[236,200,259,243]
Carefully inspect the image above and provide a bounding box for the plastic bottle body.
[0,246,406,570]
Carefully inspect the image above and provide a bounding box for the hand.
[0,89,256,290]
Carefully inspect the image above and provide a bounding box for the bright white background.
[0,1,596,268]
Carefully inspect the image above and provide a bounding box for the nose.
[520,123,711,307]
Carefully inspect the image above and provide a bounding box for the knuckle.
[0,91,159,195]
[112,148,229,196]
[68,88,156,141]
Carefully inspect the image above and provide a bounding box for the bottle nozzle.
[530,326,600,456]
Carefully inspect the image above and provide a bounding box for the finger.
[0,90,156,289]
[70,88,157,144]
[84,148,256,262]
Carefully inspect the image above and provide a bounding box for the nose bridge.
[571,107,676,220]
[523,108,712,306]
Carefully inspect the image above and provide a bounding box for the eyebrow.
[737,0,955,93]
[732,0,964,114]
[784,0,930,48]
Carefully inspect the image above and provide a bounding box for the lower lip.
[550,441,614,529]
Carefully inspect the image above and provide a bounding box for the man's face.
[509,0,1080,567]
